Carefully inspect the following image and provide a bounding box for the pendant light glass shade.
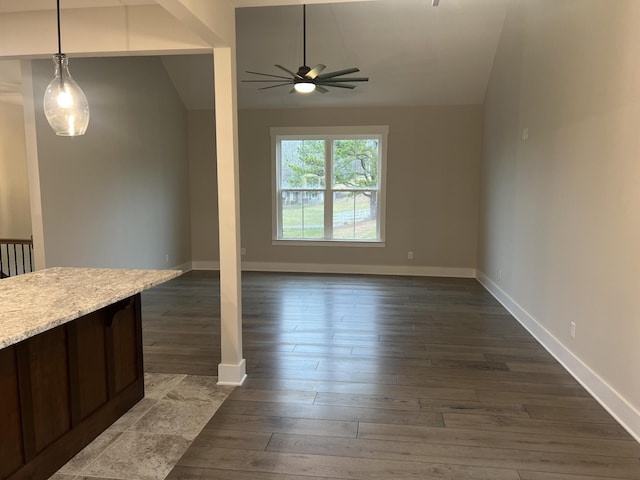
[44,54,90,136]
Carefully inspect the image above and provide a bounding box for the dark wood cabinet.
[0,346,23,479]
[71,311,109,421]
[0,294,144,480]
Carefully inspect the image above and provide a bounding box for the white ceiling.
[0,0,510,110]
[0,0,154,13]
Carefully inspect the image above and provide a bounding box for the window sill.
[272,240,386,248]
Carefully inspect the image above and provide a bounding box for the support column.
[21,60,46,270]
[213,46,246,386]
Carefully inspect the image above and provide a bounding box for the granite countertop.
[0,267,181,349]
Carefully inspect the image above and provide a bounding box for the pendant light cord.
[56,0,64,90]
[56,0,62,56]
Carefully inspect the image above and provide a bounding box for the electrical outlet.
[241,247,246,256]
[499,269,503,280]
[165,254,169,264]
[522,127,529,141]
[570,322,576,339]
[407,251,413,260]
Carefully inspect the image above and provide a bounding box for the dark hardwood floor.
[141,271,640,480]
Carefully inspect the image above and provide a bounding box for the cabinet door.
[0,346,24,478]
[71,310,109,420]
[26,327,72,454]
[108,295,143,395]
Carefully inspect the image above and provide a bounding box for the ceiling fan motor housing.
[297,66,311,78]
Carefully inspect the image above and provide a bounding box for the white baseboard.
[171,261,192,273]
[191,260,220,271]
[217,359,247,386]
[241,261,476,278]
[476,271,640,444]
[189,260,475,278]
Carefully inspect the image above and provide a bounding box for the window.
[272,126,388,245]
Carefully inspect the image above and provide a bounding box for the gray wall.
[478,0,640,432]
[0,101,30,238]
[242,107,482,271]
[31,56,191,269]
[188,109,219,265]
[188,105,483,273]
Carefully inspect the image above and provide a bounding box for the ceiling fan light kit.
[243,4,368,95]
[294,81,316,93]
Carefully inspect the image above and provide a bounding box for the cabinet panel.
[28,327,71,453]
[111,299,141,394]
[74,311,109,419]
[0,346,24,478]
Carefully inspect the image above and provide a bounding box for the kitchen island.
[0,267,180,480]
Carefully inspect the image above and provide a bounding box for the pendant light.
[43,0,89,136]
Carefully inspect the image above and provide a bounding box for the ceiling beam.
[0,0,155,13]
[0,4,209,58]
[231,0,379,7]
[155,0,236,47]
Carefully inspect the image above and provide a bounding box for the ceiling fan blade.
[243,80,295,83]
[258,83,293,90]
[307,64,326,79]
[245,70,291,80]
[321,77,368,83]
[316,67,360,80]
[319,82,357,89]
[316,85,329,94]
[275,64,300,78]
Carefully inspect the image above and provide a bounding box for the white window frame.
[271,125,388,247]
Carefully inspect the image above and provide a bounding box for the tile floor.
[51,373,233,480]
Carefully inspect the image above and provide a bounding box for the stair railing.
[0,237,34,278]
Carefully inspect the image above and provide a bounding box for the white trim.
[171,261,192,273]
[271,125,389,136]
[271,126,388,244]
[272,133,279,240]
[217,359,247,386]
[378,128,388,243]
[242,261,475,278]
[191,260,220,270]
[325,142,334,240]
[189,260,474,277]
[476,271,640,444]
[272,240,385,248]
[22,60,46,270]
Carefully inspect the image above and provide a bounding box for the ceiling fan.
[243,4,368,94]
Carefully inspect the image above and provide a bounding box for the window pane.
[280,140,325,189]
[333,139,379,190]
[281,190,325,239]
[332,191,378,240]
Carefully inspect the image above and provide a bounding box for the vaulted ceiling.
[0,0,510,110]
[236,0,509,108]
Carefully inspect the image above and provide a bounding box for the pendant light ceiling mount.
[43,0,90,137]
[243,4,369,94]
